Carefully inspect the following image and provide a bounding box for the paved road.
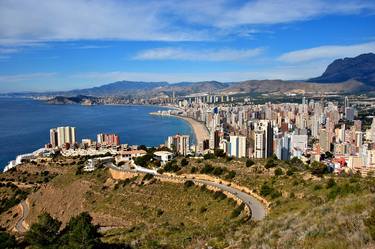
[15,200,29,233]
[193,179,266,221]
[110,164,267,221]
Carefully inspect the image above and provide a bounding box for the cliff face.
[308,53,375,87]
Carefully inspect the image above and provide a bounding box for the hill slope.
[308,53,375,86]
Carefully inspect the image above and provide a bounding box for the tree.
[0,231,17,249]
[25,212,61,248]
[180,158,189,167]
[246,159,255,167]
[214,149,226,158]
[59,212,100,249]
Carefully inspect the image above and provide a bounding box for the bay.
[0,98,194,170]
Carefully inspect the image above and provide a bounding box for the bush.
[274,168,283,176]
[260,184,273,197]
[190,166,197,174]
[246,159,255,167]
[200,164,215,174]
[286,169,294,176]
[214,149,226,158]
[164,161,181,172]
[184,180,194,188]
[225,170,236,179]
[270,190,282,199]
[230,203,245,218]
[203,153,216,160]
[180,158,189,167]
[265,158,277,169]
[212,167,225,176]
[326,178,336,189]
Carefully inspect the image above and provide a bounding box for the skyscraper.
[166,134,190,156]
[252,120,273,158]
[55,126,76,147]
[229,135,246,158]
[49,128,58,148]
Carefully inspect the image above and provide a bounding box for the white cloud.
[165,0,375,28]
[133,47,264,61]
[0,0,374,44]
[278,41,375,63]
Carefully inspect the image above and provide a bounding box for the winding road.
[14,165,267,233]
[15,200,29,233]
[109,164,267,221]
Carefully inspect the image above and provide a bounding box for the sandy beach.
[150,112,209,149]
[172,115,210,147]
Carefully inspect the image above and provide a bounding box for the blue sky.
[0,0,375,92]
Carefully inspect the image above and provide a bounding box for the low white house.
[153,151,174,165]
[116,149,147,163]
[83,156,114,172]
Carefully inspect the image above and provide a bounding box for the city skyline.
[0,0,375,92]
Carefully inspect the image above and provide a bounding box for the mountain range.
[3,53,375,98]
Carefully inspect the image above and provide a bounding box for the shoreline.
[150,112,209,149]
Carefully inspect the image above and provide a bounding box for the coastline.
[150,112,209,148]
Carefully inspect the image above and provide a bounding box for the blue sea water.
[0,98,195,170]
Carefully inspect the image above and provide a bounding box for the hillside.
[222,79,365,94]
[0,155,375,248]
[309,53,375,87]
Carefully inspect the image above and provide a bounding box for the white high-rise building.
[229,135,246,158]
[252,120,273,158]
[290,134,308,158]
[166,134,190,156]
[56,126,76,147]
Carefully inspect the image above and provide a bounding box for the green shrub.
[274,168,283,176]
[225,170,236,179]
[184,180,194,188]
[230,203,245,218]
[260,184,273,197]
[203,153,216,160]
[180,158,189,167]
[326,178,336,189]
[200,164,215,174]
[212,167,225,176]
[246,159,255,167]
[190,166,197,174]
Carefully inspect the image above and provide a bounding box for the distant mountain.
[222,79,364,94]
[65,81,169,96]
[308,53,375,87]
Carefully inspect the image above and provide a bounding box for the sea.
[0,97,195,170]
